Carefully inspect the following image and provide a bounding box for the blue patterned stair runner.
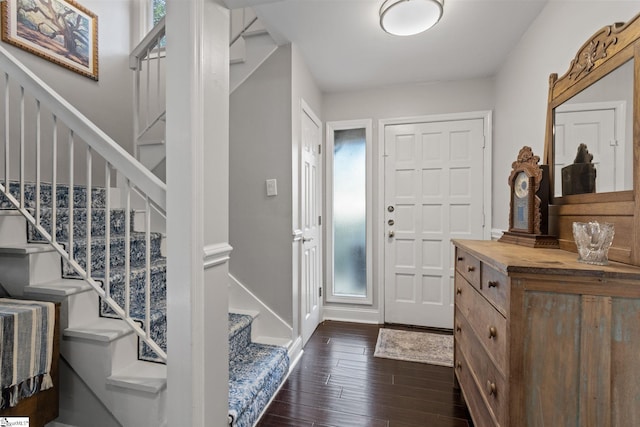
[1,182,289,424]
[228,313,289,427]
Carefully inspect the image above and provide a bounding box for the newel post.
[165,0,230,425]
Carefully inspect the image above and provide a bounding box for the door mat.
[374,328,453,367]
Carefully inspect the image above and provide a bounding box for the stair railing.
[230,8,259,46]
[130,9,260,172]
[0,44,167,362]
[130,16,166,170]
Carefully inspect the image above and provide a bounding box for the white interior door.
[384,119,485,329]
[554,105,621,195]
[300,103,322,345]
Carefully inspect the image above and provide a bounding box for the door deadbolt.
[387,205,394,212]
[388,219,395,226]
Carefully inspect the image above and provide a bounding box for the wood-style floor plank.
[257,321,474,427]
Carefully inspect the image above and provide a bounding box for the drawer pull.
[467,266,475,272]
[486,380,497,396]
[457,256,464,261]
[456,324,462,333]
[456,361,462,369]
[456,287,462,295]
[489,326,497,339]
[488,280,498,288]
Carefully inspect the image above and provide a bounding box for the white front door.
[554,104,622,195]
[300,102,322,345]
[384,119,485,328]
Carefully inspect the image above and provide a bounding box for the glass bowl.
[572,221,615,265]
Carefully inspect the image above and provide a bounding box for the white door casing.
[383,117,486,329]
[554,102,626,195]
[300,101,322,345]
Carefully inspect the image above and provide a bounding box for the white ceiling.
[226,0,548,93]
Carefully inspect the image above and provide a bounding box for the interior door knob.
[388,230,395,238]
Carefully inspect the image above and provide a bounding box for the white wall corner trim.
[203,243,234,269]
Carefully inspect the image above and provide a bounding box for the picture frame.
[1,0,98,80]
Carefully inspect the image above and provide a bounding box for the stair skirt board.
[1,182,290,424]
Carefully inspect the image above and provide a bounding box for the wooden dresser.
[453,239,640,427]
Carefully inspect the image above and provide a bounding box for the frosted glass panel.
[333,128,367,297]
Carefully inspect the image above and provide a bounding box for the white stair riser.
[0,213,27,245]
[0,250,61,294]
[109,331,139,371]
[107,386,167,427]
[230,37,246,64]
[65,289,101,328]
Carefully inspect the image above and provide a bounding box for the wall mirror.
[544,12,640,265]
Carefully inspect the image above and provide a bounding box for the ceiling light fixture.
[379,0,444,36]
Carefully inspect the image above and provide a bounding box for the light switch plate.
[266,179,277,196]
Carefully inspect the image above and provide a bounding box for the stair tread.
[0,209,23,216]
[107,361,167,394]
[65,318,134,342]
[24,278,92,297]
[228,313,253,339]
[0,243,54,254]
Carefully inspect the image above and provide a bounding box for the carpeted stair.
[0,181,289,426]
[228,313,289,427]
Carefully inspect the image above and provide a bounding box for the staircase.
[132,7,278,176]
[0,8,290,422]
[229,8,278,93]
[0,181,290,426]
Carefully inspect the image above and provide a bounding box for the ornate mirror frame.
[543,12,640,265]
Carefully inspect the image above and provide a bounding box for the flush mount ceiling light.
[379,0,444,36]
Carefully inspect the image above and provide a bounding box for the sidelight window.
[326,120,372,304]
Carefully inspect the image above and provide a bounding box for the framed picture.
[1,0,98,80]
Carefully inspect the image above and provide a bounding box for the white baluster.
[86,146,92,277]
[51,115,57,243]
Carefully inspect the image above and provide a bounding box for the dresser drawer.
[455,311,506,427]
[480,263,509,317]
[455,273,507,374]
[455,247,480,288]
[455,342,501,427]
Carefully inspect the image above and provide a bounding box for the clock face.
[515,171,529,198]
[512,171,530,231]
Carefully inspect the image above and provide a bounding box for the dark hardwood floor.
[257,321,474,427]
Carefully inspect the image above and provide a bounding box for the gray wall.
[230,45,294,324]
[229,43,322,329]
[492,1,640,231]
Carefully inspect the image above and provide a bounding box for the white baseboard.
[287,336,303,363]
[322,305,382,324]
